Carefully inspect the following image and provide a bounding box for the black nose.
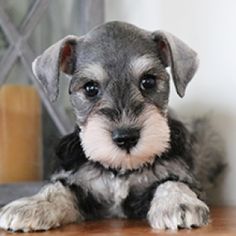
[112,128,140,152]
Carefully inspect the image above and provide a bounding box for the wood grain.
[0,85,42,183]
[0,207,235,236]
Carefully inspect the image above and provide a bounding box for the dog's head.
[32,21,198,171]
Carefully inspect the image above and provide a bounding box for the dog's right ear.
[32,35,79,102]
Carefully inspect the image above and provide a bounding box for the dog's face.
[32,21,199,171]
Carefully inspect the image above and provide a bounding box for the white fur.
[80,105,170,170]
[130,55,157,77]
[52,162,162,218]
[0,182,81,232]
[147,181,209,230]
[55,164,129,218]
[75,63,107,82]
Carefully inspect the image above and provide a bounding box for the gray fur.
[147,181,209,229]
[51,155,204,218]
[32,21,199,126]
[32,21,198,104]
[189,116,226,190]
[0,182,80,232]
[152,30,199,97]
[0,21,225,232]
[32,35,79,101]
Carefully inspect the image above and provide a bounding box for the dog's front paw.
[0,197,61,232]
[147,181,209,230]
[0,182,80,232]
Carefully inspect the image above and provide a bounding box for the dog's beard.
[79,105,170,171]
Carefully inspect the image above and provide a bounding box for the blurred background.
[0,0,235,206]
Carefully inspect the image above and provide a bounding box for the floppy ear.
[32,35,78,101]
[152,31,199,97]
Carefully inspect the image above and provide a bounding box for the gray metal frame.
[0,0,104,135]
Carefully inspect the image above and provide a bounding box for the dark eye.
[83,81,99,97]
[140,74,156,91]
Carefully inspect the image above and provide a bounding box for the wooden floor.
[0,207,235,235]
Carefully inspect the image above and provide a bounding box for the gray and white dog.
[0,21,224,232]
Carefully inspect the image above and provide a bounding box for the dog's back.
[189,117,226,190]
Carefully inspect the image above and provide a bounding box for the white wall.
[105,0,236,206]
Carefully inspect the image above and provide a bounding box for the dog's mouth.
[79,105,170,170]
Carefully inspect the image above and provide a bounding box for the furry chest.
[53,163,159,218]
[76,164,157,195]
[75,165,130,217]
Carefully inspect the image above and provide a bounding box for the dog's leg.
[147,181,209,230]
[0,182,81,232]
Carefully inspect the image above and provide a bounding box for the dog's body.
[0,21,224,232]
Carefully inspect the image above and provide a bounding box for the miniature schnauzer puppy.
[0,21,224,232]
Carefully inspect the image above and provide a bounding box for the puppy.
[0,21,224,232]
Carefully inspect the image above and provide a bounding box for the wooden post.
[0,85,42,183]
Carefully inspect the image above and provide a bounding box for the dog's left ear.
[152,31,199,97]
[32,35,79,102]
